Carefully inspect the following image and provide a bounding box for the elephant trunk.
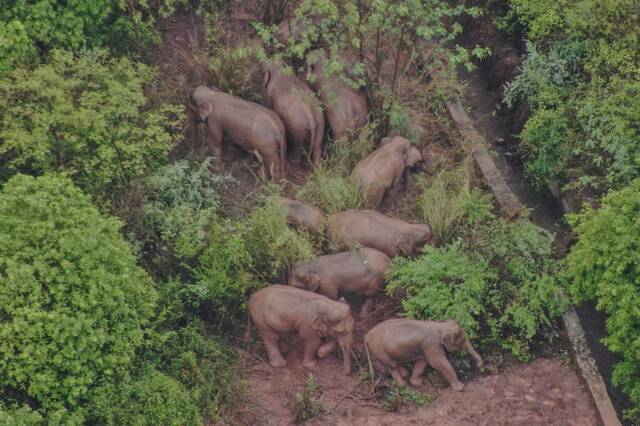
[338,333,353,375]
[463,339,483,368]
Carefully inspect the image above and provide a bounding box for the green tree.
[566,179,640,420]
[0,174,157,419]
[0,50,176,205]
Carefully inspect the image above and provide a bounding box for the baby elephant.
[277,196,325,236]
[351,136,422,208]
[327,210,435,258]
[246,285,355,375]
[365,319,483,391]
[289,248,391,316]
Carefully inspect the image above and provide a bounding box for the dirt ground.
[237,346,597,425]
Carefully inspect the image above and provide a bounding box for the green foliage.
[142,322,239,420]
[294,374,322,423]
[0,50,176,204]
[565,179,640,420]
[190,220,255,328]
[0,174,157,419]
[388,217,566,360]
[388,243,493,339]
[88,368,201,426]
[144,158,232,259]
[382,382,434,412]
[326,122,378,172]
[502,0,640,194]
[0,404,44,426]
[297,163,365,215]
[0,20,37,73]
[241,195,317,279]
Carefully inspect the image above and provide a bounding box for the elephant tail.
[243,310,252,343]
[365,338,374,382]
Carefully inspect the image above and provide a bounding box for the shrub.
[144,158,233,260]
[294,374,322,423]
[382,382,434,412]
[241,195,317,279]
[565,179,640,420]
[325,122,378,172]
[88,368,201,426]
[0,50,176,204]
[297,164,365,215]
[143,322,239,420]
[0,20,37,73]
[387,243,493,339]
[0,174,157,419]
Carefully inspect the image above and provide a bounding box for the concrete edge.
[445,97,621,426]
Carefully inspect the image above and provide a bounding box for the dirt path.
[238,350,597,425]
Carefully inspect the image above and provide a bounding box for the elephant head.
[440,320,483,368]
[289,262,321,291]
[408,223,435,251]
[402,144,422,168]
[311,297,354,374]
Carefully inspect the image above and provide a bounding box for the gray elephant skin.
[327,209,435,258]
[365,319,483,391]
[189,85,286,180]
[246,285,355,375]
[289,247,391,316]
[277,196,325,236]
[262,60,325,165]
[351,136,422,208]
[306,49,367,140]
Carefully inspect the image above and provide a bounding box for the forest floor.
[153,3,599,425]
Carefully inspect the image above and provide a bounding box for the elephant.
[262,60,325,165]
[246,285,355,375]
[306,49,368,140]
[188,85,286,180]
[351,136,423,208]
[365,319,483,391]
[277,196,325,236]
[289,247,391,317]
[327,210,435,258]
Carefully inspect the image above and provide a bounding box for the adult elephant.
[188,85,286,180]
[351,136,423,208]
[262,60,325,165]
[246,285,354,375]
[365,319,483,390]
[306,49,367,140]
[289,247,391,316]
[327,210,435,258]
[277,197,325,236]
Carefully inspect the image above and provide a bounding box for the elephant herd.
[188,49,367,180]
[245,203,482,391]
[187,34,482,390]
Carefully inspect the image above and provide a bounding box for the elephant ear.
[308,273,322,292]
[441,330,456,351]
[396,238,413,257]
[197,101,214,121]
[262,69,271,90]
[332,320,345,333]
[380,136,392,146]
[311,315,329,336]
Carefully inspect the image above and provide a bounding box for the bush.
[294,375,322,423]
[388,217,567,360]
[143,322,239,420]
[0,174,157,419]
[565,179,640,420]
[88,368,201,426]
[0,50,176,204]
[241,195,317,279]
[144,158,232,260]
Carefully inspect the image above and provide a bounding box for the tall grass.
[415,159,475,244]
[296,164,365,215]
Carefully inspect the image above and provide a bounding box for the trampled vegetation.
[0,0,637,423]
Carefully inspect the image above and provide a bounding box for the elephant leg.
[206,119,224,171]
[377,352,408,385]
[424,348,463,391]
[370,187,386,209]
[317,339,337,358]
[279,339,289,354]
[319,283,338,301]
[259,329,287,368]
[359,296,375,318]
[302,334,322,369]
[409,358,428,387]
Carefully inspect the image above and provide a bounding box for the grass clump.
[382,382,435,412]
[297,164,365,215]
